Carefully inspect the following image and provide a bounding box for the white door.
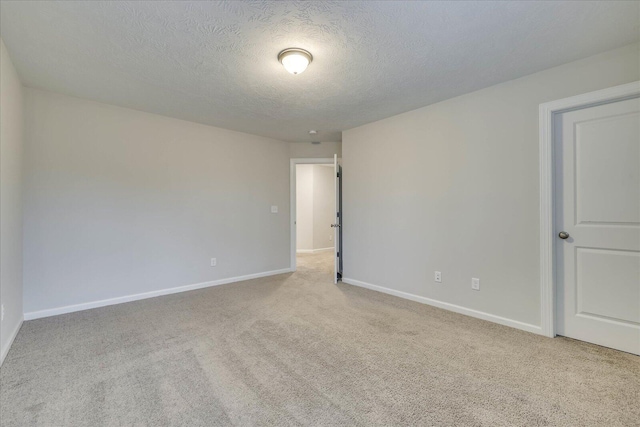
[555,96,640,355]
[333,154,342,284]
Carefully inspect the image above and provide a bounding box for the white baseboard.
[342,277,543,335]
[24,268,293,321]
[1,315,24,366]
[297,247,334,254]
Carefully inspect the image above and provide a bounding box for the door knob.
[558,231,570,239]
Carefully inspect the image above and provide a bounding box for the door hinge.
[337,172,340,178]
[336,252,340,257]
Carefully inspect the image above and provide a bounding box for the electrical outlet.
[329,235,332,241]
[1,304,4,321]
[271,206,278,213]
[472,278,480,291]
[211,258,217,267]
[435,271,442,283]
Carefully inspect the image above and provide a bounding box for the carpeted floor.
[1,252,639,426]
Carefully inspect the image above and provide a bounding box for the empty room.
[0,1,638,426]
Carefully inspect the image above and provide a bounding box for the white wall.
[342,44,639,331]
[0,40,24,364]
[23,88,291,317]
[296,164,335,252]
[289,141,341,159]
[296,165,314,251]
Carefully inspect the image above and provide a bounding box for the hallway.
[296,251,334,276]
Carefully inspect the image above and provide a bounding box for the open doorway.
[290,157,342,281]
[296,163,334,274]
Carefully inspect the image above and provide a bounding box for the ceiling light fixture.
[278,48,313,75]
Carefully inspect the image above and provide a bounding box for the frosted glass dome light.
[278,48,313,75]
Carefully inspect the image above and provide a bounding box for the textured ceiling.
[1,1,638,142]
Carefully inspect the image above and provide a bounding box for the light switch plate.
[271,206,278,213]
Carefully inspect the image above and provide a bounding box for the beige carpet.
[1,252,638,426]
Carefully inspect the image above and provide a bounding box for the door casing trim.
[290,158,334,272]
[539,81,640,337]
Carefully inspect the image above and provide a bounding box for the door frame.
[538,81,640,338]
[290,158,334,272]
